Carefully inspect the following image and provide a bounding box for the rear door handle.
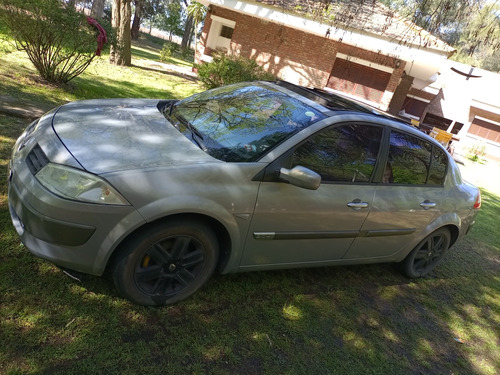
[347,199,369,210]
[420,200,436,210]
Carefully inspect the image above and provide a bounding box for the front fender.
[140,194,245,248]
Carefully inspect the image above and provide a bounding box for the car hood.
[52,99,212,174]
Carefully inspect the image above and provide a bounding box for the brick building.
[196,0,500,161]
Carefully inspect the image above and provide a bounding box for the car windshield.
[170,82,326,162]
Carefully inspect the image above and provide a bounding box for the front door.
[239,123,384,269]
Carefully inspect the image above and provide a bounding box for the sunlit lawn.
[0,30,499,375]
[0,34,201,108]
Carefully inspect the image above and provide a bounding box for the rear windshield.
[172,82,326,162]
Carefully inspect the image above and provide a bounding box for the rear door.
[344,130,448,260]
[240,123,384,269]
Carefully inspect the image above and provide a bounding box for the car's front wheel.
[112,220,219,306]
[400,228,451,278]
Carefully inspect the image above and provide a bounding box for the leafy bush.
[159,42,178,62]
[196,52,275,89]
[467,141,487,162]
[181,47,193,60]
[0,0,108,83]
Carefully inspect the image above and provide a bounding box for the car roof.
[273,80,413,125]
[274,80,375,113]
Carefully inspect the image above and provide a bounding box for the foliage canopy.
[380,0,500,71]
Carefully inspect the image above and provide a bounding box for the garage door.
[327,59,391,103]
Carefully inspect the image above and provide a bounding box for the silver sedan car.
[8,81,481,306]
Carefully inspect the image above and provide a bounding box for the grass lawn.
[1,30,499,375]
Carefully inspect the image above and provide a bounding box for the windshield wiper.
[174,114,207,151]
[186,122,207,151]
[158,100,176,116]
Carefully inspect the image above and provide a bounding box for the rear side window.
[428,147,447,185]
[388,131,447,185]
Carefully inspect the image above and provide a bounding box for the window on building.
[220,25,234,39]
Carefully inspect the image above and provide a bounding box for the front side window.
[388,130,447,185]
[292,124,383,183]
[170,83,326,162]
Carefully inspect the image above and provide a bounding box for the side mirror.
[279,166,321,190]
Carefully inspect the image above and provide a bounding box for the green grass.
[0,36,200,108]
[1,30,499,375]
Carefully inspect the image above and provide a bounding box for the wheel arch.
[105,212,234,276]
[444,223,460,248]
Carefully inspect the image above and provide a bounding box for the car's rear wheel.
[112,220,218,306]
[400,228,451,278]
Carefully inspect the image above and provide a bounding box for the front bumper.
[7,160,146,276]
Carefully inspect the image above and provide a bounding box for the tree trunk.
[110,0,132,66]
[90,0,106,19]
[181,15,194,51]
[131,0,144,40]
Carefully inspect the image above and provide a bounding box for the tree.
[141,0,171,34]
[155,0,184,41]
[181,15,194,51]
[180,0,194,51]
[0,0,104,83]
[186,1,205,53]
[131,0,145,40]
[380,0,500,70]
[110,0,132,66]
[91,0,107,19]
[455,1,500,69]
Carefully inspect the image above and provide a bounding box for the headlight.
[36,163,129,205]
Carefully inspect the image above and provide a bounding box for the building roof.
[254,0,455,55]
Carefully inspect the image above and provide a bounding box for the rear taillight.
[473,191,481,209]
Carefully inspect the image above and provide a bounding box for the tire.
[400,228,451,278]
[112,220,219,306]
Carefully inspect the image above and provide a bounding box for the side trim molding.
[253,228,416,240]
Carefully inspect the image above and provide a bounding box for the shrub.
[467,141,487,162]
[181,47,193,60]
[196,52,276,89]
[0,0,107,84]
[159,42,178,62]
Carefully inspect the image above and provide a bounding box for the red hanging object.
[86,16,108,56]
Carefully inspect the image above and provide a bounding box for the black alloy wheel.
[112,220,218,306]
[400,228,451,278]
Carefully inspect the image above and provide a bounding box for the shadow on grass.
[1,206,499,374]
[131,45,161,61]
[130,63,198,82]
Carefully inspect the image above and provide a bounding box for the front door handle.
[420,200,436,210]
[347,199,369,210]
